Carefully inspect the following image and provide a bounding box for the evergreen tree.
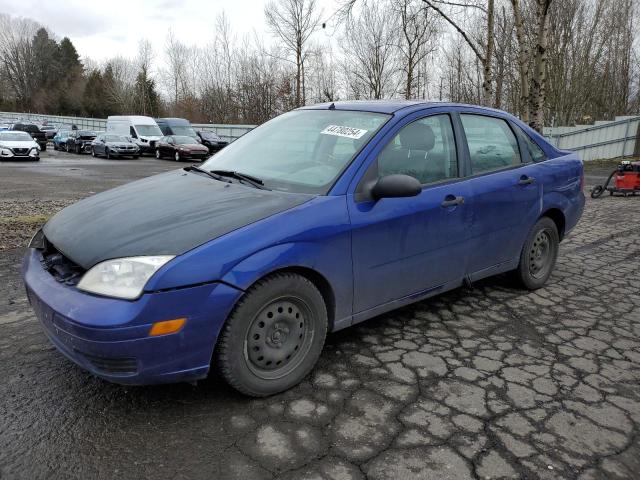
[134,69,160,117]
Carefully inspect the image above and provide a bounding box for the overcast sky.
[0,0,341,63]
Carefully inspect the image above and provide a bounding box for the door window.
[461,115,521,174]
[377,115,458,185]
[129,126,138,139]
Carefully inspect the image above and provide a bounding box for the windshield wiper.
[183,165,229,183]
[209,170,269,190]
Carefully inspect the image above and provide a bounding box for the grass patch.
[0,214,50,224]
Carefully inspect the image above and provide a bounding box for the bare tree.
[422,0,495,106]
[394,0,440,99]
[265,0,321,106]
[340,2,400,99]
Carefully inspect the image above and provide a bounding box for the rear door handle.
[441,195,465,207]
[518,175,535,185]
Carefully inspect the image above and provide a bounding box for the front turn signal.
[149,318,186,337]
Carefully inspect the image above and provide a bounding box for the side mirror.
[371,174,422,200]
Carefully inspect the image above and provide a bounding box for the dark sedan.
[66,130,97,154]
[196,130,229,154]
[91,134,140,159]
[155,135,209,161]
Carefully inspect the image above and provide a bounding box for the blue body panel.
[23,101,585,384]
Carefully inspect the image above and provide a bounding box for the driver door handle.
[518,175,535,185]
[441,195,465,207]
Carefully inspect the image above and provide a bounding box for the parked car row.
[0,115,230,162]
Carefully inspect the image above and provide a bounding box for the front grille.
[39,238,85,286]
[78,351,138,375]
[13,148,29,155]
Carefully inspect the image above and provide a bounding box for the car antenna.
[328,102,335,110]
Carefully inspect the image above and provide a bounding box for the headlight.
[77,256,174,300]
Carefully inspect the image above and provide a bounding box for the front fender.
[221,242,353,330]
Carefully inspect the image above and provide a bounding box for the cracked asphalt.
[1,151,639,479]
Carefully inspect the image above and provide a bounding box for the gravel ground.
[1,150,640,480]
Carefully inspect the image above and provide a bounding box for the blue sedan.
[23,101,585,396]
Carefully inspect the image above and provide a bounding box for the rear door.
[348,111,474,314]
[457,112,541,277]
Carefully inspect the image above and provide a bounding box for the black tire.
[174,151,180,162]
[215,273,327,397]
[53,143,58,151]
[65,143,70,153]
[75,144,81,154]
[515,217,559,290]
[106,148,111,159]
[91,147,96,157]
[41,144,46,151]
[133,155,139,159]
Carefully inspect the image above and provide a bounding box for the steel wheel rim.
[529,229,552,279]
[244,296,314,380]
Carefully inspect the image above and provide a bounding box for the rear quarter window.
[517,127,547,162]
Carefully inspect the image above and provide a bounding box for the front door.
[348,113,474,315]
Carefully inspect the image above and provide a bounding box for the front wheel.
[514,217,559,290]
[91,147,96,157]
[106,148,111,159]
[65,143,70,153]
[75,144,81,154]
[215,273,327,397]
[155,149,161,159]
[174,151,180,162]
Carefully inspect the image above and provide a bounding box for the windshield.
[173,135,197,144]
[171,126,197,137]
[0,132,32,141]
[135,124,162,136]
[201,110,389,194]
[78,130,96,136]
[105,135,129,142]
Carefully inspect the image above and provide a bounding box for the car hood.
[105,142,136,148]
[178,143,207,150]
[0,140,38,148]
[43,169,312,269]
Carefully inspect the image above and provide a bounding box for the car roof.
[300,100,514,116]
[156,117,191,125]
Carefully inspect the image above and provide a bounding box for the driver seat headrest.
[399,122,435,151]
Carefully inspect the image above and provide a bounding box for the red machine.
[591,160,640,198]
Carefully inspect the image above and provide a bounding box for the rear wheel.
[75,144,81,154]
[515,217,559,290]
[215,273,327,397]
[53,143,58,151]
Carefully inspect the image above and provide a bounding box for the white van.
[106,116,163,154]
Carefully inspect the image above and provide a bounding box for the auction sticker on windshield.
[321,125,368,139]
